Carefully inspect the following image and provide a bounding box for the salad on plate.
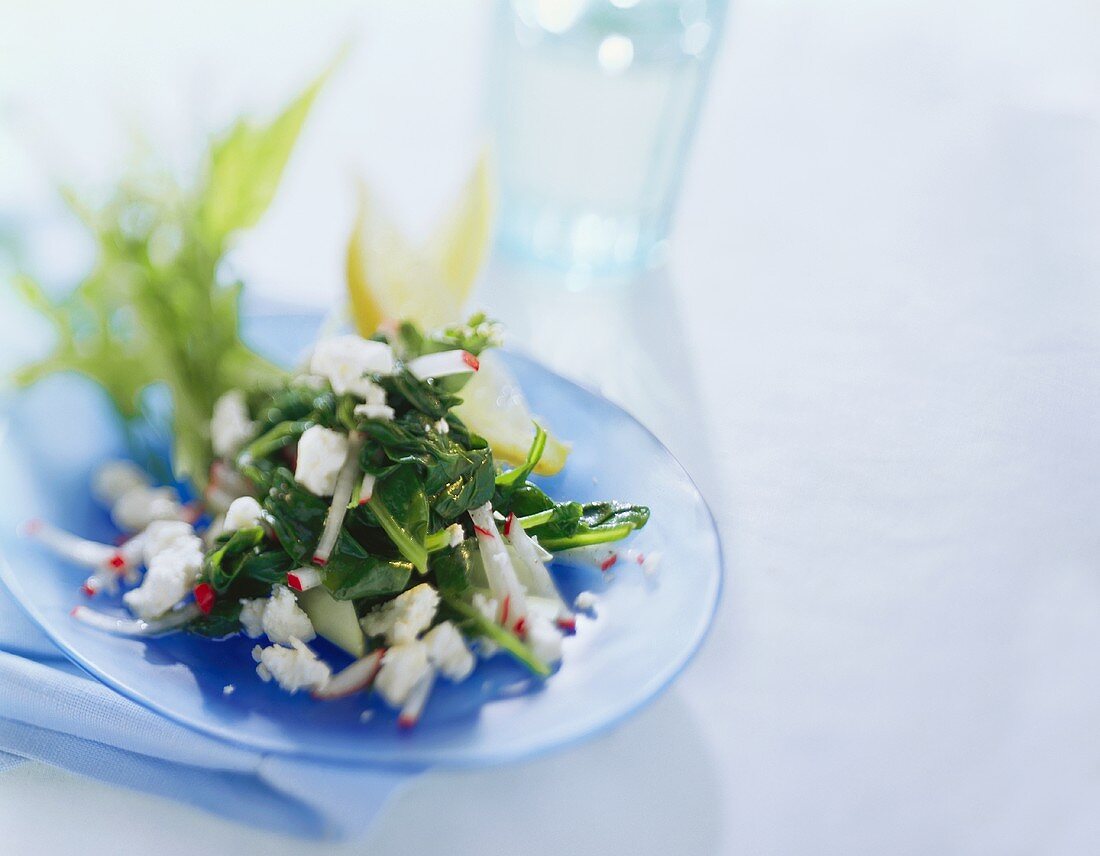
[23,315,651,727]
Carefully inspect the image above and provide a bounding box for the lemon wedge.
[346,150,494,334]
[344,150,569,475]
[453,352,570,476]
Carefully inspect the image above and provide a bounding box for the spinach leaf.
[534,501,651,551]
[321,533,413,600]
[367,465,429,574]
[187,598,244,638]
[380,369,459,419]
[430,539,481,597]
[262,467,328,563]
[203,526,265,592]
[236,549,294,587]
[494,424,546,504]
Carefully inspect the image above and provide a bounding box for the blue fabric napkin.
[0,586,419,840]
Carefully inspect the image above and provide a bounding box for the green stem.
[237,419,309,466]
[444,597,551,677]
[535,524,635,553]
[516,509,554,529]
[368,495,428,575]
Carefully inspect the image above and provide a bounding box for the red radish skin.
[108,553,126,570]
[287,568,322,592]
[513,616,526,637]
[557,616,577,632]
[462,352,480,371]
[194,583,216,614]
[81,582,97,597]
[473,524,493,538]
[503,513,515,537]
[600,553,618,572]
[499,595,511,627]
[312,650,386,700]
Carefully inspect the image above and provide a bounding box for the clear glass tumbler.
[490,0,727,275]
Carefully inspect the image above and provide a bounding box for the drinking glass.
[490,0,727,275]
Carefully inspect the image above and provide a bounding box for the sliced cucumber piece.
[297,587,366,658]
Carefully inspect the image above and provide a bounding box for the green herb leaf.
[197,58,339,250]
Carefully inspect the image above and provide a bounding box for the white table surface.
[2,0,1100,853]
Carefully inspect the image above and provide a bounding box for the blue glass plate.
[0,312,721,768]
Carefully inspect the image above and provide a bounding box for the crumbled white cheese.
[238,598,267,638]
[374,641,431,707]
[310,335,395,398]
[525,612,564,666]
[573,591,598,612]
[433,418,449,435]
[222,684,235,696]
[112,486,182,532]
[92,460,150,506]
[471,592,500,657]
[472,591,498,623]
[358,710,374,724]
[223,495,265,532]
[262,585,316,645]
[388,583,439,644]
[353,402,396,421]
[446,522,465,548]
[211,390,255,458]
[141,520,198,566]
[123,544,203,619]
[423,621,475,682]
[253,638,331,694]
[294,425,350,497]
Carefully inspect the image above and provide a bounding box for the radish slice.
[397,666,437,729]
[504,513,573,625]
[313,433,365,565]
[312,649,386,700]
[407,350,479,380]
[358,472,376,506]
[23,519,118,568]
[469,503,528,631]
[70,604,200,636]
[193,583,216,614]
[287,567,323,592]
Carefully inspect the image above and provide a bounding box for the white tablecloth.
[2,1,1099,853]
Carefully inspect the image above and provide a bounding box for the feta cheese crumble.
[141,520,199,565]
[211,390,256,458]
[253,638,331,694]
[238,597,267,638]
[573,591,598,611]
[525,613,564,666]
[294,425,350,497]
[374,641,431,707]
[92,460,150,506]
[353,402,396,421]
[123,544,203,619]
[222,684,236,695]
[262,585,316,645]
[423,621,475,682]
[359,583,439,645]
[111,486,182,532]
[223,495,265,532]
[310,335,395,398]
[446,522,465,548]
